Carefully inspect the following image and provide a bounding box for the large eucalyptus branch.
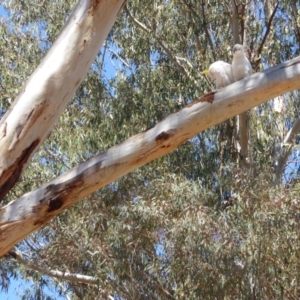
[0,56,299,257]
[0,0,127,202]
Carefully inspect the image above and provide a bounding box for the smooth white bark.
[0,0,126,200]
[0,56,300,257]
[9,247,98,284]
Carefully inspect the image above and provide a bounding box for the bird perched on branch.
[232,44,252,81]
[202,61,234,89]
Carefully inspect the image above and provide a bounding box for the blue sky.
[2,280,23,300]
[0,5,8,17]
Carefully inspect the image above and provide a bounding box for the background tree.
[1,0,300,299]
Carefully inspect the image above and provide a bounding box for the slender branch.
[200,0,216,60]
[100,40,108,77]
[68,282,84,299]
[160,45,198,88]
[186,10,202,53]
[57,281,72,300]
[182,0,203,54]
[274,118,300,185]
[124,5,150,33]
[108,47,131,69]
[9,247,98,284]
[238,112,249,162]
[156,42,189,75]
[124,5,199,89]
[45,147,72,170]
[232,0,240,44]
[254,3,279,71]
[175,56,194,70]
[240,3,246,44]
[291,0,300,50]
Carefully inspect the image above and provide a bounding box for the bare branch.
[108,47,131,69]
[123,5,151,33]
[8,247,98,284]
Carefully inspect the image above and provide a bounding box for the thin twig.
[124,5,150,33]
[254,3,279,71]
[124,4,199,89]
[108,47,131,69]
[200,0,216,61]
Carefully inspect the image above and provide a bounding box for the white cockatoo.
[203,61,234,89]
[232,44,252,81]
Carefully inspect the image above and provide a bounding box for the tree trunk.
[0,56,300,257]
[231,0,249,162]
[0,0,127,202]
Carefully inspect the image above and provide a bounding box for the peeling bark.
[0,56,300,256]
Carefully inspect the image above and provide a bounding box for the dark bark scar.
[47,198,63,212]
[0,139,40,202]
[156,129,176,143]
[188,92,215,106]
[156,131,170,142]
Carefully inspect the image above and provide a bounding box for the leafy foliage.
[1,0,300,299]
